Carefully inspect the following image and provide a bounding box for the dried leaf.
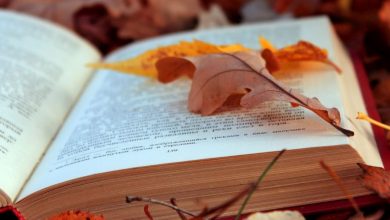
[261,49,280,73]
[89,40,249,78]
[260,38,342,73]
[358,163,390,199]
[156,51,354,136]
[246,210,305,220]
[48,210,105,220]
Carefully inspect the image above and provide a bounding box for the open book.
[0,10,385,219]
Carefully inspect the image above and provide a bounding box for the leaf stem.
[356,112,390,131]
[234,149,286,220]
[126,196,196,217]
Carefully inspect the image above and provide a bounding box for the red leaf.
[358,163,390,199]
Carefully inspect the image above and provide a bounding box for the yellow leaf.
[259,36,277,52]
[88,40,249,78]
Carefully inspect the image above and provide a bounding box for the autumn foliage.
[156,50,352,136]
[259,38,342,73]
[89,39,248,78]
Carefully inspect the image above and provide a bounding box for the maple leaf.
[358,163,390,199]
[48,210,105,220]
[89,40,249,78]
[156,51,354,136]
[259,37,342,73]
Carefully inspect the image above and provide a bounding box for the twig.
[196,183,255,219]
[234,149,286,220]
[320,161,365,220]
[126,196,197,217]
[170,198,188,220]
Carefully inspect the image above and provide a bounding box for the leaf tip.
[356,112,366,120]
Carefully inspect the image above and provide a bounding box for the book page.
[330,29,383,167]
[19,17,354,199]
[0,10,101,204]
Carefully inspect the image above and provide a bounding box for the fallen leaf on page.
[358,163,390,199]
[156,51,354,136]
[89,40,249,78]
[246,210,305,220]
[259,37,342,73]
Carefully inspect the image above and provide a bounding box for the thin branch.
[126,196,197,217]
[235,149,286,220]
[170,198,188,220]
[320,161,365,220]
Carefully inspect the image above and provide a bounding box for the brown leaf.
[261,48,280,73]
[156,51,354,136]
[358,163,390,199]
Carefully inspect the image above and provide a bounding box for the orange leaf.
[156,51,353,136]
[260,39,342,73]
[259,36,277,52]
[89,40,249,78]
[261,48,280,73]
[358,163,390,199]
[48,210,105,220]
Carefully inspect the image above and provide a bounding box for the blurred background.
[1,0,389,142]
[1,1,390,219]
